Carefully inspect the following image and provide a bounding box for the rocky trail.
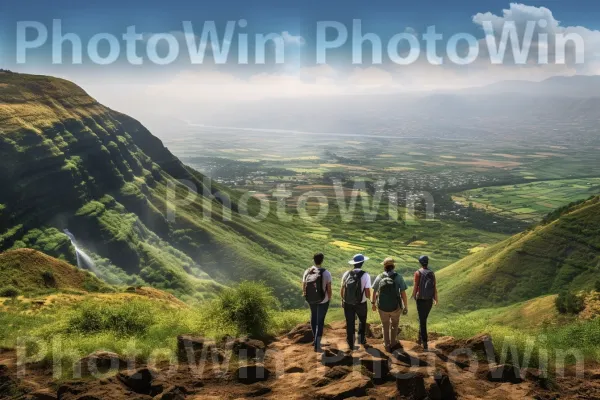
[1,321,600,399]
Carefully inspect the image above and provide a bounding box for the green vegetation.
[0,282,307,377]
[0,285,21,298]
[66,299,156,336]
[436,196,600,311]
[0,249,111,295]
[454,178,600,222]
[208,281,278,338]
[555,291,585,315]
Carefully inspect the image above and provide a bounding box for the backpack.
[377,272,402,312]
[343,270,365,306]
[304,268,326,305]
[417,269,436,300]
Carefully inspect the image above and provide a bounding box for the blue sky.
[1,1,600,109]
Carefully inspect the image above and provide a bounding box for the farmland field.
[453,178,600,222]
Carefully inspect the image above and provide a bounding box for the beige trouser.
[378,308,402,347]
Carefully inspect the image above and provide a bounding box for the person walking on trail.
[303,253,332,352]
[341,254,372,352]
[411,255,438,352]
[372,257,409,352]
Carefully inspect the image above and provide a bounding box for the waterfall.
[63,229,96,270]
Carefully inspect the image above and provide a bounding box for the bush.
[556,291,585,314]
[67,300,155,336]
[42,271,56,287]
[212,281,278,338]
[595,280,600,293]
[0,286,21,298]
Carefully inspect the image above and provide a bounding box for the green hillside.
[0,72,338,306]
[436,196,600,311]
[0,248,111,294]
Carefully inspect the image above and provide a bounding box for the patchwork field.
[453,178,600,222]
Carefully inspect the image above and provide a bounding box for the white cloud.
[281,31,306,46]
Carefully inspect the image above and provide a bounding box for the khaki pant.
[378,308,402,347]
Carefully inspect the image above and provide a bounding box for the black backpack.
[417,269,436,300]
[304,268,326,304]
[377,272,402,312]
[343,270,365,306]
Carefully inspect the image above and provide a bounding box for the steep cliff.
[0,72,303,305]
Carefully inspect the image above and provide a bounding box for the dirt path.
[1,321,599,399]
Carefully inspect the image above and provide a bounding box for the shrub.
[212,281,278,338]
[595,280,600,293]
[556,291,585,314]
[42,271,56,287]
[67,300,155,336]
[0,286,21,298]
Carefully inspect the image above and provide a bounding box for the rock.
[25,390,58,400]
[57,382,87,399]
[433,373,456,400]
[321,349,355,367]
[315,374,373,399]
[117,368,163,395]
[245,384,272,397]
[236,365,271,384]
[522,368,552,390]
[466,334,496,360]
[324,366,351,380]
[76,351,127,377]
[486,364,523,384]
[284,365,304,374]
[396,373,427,400]
[177,335,206,361]
[227,338,266,359]
[287,323,314,344]
[154,386,187,400]
[366,323,383,340]
[360,356,390,383]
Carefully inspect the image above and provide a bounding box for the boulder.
[315,374,373,399]
[324,366,351,380]
[366,323,383,340]
[284,365,304,374]
[486,364,523,384]
[25,390,58,400]
[433,373,456,400]
[287,323,314,344]
[522,368,552,390]
[177,335,206,361]
[57,382,87,399]
[76,351,127,377]
[117,368,163,395]
[360,356,390,383]
[245,384,272,397]
[321,349,355,367]
[396,373,427,399]
[227,338,266,359]
[236,365,271,384]
[154,386,187,400]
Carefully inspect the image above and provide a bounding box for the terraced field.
[453,178,600,222]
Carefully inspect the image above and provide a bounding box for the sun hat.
[382,257,395,267]
[348,254,369,265]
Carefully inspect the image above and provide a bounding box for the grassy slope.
[0,248,111,294]
[436,196,600,312]
[0,72,374,307]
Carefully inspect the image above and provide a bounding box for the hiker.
[303,253,332,352]
[411,255,438,351]
[372,257,408,352]
[341,254,372,351]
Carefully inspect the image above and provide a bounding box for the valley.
[1,72,600,399]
